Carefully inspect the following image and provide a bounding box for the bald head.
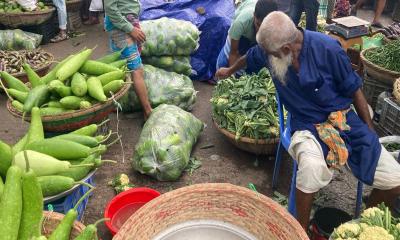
[256,11,298,52]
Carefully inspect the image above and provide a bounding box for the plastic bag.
[119,65,197,112]
[141,17,200,56]
[0,30,42,50]
[379,136,400,161]
[362,34,383,50]
[132,104,204,181]
[142,56,192,76]
[17,0,37,11]
[140,0,235,81]
[89,0,103,12]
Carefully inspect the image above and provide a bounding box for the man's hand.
[130,27,146,43]
[215,67,233,80]
[353,89,375,131]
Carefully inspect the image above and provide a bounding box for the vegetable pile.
[132,104,204,181]
[140,17,200,76]
[141,17,200,57]
[364,40,400,73]
[299,13,326,33]
[142,56,192,76]
[331,204,400,240]
[0,0,48,12]
[119,64,196,112]
[0,107,117,197]
[0,29,42,50]
[0,48,129,117]
[0,49,52,74]
[0,164,106,240]
[211,68,279,140]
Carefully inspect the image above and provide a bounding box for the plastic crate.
[362,73,393,110]
[378,98,400,136]
[21,15,57,44]
[43,175,94,221]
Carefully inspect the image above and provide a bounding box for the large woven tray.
[42,211,85,238]
[114,183,308,240]
[6,76,131,132]
[0,7,55,28]
[213,120,279,155]
[360,48,400,85]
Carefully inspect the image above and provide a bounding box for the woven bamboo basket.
[42,211,85,238]
[360,48,400,85]
[114,183,308,240]
[66,0,83,12]
[213,120,279,155]
[0,7,55,28]
[6,77,131,132]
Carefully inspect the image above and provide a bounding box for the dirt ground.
[0,9,394,239]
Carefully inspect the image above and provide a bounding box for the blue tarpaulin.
[140,0,235,81]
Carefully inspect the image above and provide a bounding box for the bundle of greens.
[331,204,400,240]
[132,104,204,181]
[119,65,196,112]
[211,68,279,140]
[364,40,400,73]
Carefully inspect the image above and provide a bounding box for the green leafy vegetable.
[211,68,279,140]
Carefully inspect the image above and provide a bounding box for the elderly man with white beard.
[215,11,400,231]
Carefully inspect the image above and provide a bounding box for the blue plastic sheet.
[140,0,235,81]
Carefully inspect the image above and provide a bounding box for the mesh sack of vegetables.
[140,17,200,56]
[118,65,197,112]
[142,56,192,76]
[211,68,279,140]
[132,104,204,181]
[0,30,42,51]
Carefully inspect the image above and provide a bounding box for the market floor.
[0,10,391,238]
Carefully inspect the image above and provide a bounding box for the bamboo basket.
[66,0,83,12]
[114,183,308,240]
[213,120,279,155]
[41,211,85,238]
[360,48,400,85]
[0,7,55,28]
[6,76,131,132]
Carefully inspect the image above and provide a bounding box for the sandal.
[50,32,68,43]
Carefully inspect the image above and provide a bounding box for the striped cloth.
[318,0,329,18]
[315,109,351,168]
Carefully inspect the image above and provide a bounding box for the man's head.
[256,11,301,84]
[253,0,278,33]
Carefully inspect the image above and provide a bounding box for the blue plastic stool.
[271,92,363,218]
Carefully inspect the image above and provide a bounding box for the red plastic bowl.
[104,187,161,235]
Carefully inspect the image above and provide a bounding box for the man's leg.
[296,189,315,230]
[371,0,386,26]
[288,131,334,230]
[303,0,319,31]
[51,0,68,42]
[131,68,152,120]
[290,0,304,26]
[368,146,400,211]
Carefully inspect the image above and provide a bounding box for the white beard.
[269,53,293,85]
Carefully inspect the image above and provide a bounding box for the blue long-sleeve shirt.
[246,30,381,185]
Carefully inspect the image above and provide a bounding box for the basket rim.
[0,6,55,16]
[42,210,86,233]
[212,118,279,144]
[360,48,400,76]
[114,183,309,240]
[6,74,131,122]
[11,51,55,78]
